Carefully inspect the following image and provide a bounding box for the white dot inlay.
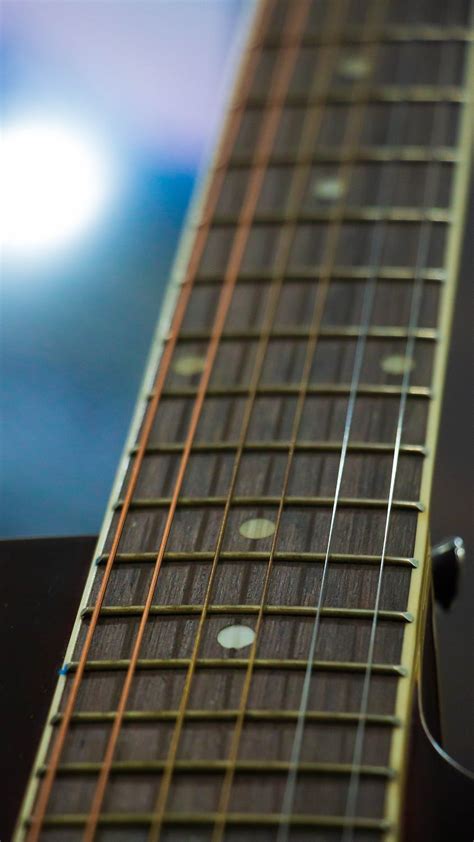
[381,355,415,376]
[217,624,255,650]
[313,176,345,202]
[239,518,276,540]
[338,55,371,80]
[173,355,206,376]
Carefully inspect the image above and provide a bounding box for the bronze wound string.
[25,2,272,840]
[145,4,319,841]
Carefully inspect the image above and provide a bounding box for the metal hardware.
[195,266,447,285]
[131,440,428,456]
[432,535,466,610]
[52,709,401,726]
[33,812,392,831]
[67,657,407,676]
[39,760,395,778]
[80,604,414,623]
[227,146,459,167]
[96,550,418,568]
[116,495,424,512]
[158,383,433,399]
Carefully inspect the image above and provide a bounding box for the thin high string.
[342,7,465,838]
[275,6,439,834]
[24,6,272,841]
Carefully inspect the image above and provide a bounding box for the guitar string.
[83,2,307,839]
[23,3,273,841]
[342,2,469,837]
[145,4,321,840]
[207,2,375,839]
[276,0,455,835]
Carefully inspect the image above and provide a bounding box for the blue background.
[1,0,249,536]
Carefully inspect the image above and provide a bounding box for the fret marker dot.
[173,355,206,376]
[338,55,371,80]
[381,355,415,376]
[217,624,255,650]
[239,518,275,540]
[313,176,345,202]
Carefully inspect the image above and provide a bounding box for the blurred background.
[0,0,249,538]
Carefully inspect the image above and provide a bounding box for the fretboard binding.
[35,812,391,831]
[117,495,423,512]
[194,266,446,285]
[226,146,460,166]
[65,658,407,677]
[209,207,451,226]
[39,760,395,778]
[174,326,438,342]
[133,440,427,456]
[262,24,473,46]
[243,85,466,106]
[96,550,418,568]
[81,604,413,623]
[157,384,433,399]
[51,710,401,726]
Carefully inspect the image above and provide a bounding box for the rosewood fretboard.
[17,1,473,841]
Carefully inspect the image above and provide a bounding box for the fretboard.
[17,1,473,841]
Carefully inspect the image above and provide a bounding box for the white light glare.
[1,118,112,254]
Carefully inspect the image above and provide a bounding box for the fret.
[195,265,447,283]
[41,759,394,776]
[53,709,401,726]
[32,812,391,831]
[81,605,413,623]
[96,551,418,568]
[116,496,423,512]
[175,327,439,341]
[227,145,461,165]
[132,440,427,455]
[263,26,473,46]
[209,207,451,224]
[158,384,433,398]
[65,659,407,677]
[245,85,466,106]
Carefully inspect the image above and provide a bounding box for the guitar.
[14,1,474,840]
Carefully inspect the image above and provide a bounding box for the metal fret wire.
[343,4,468,838]
[274,3,420,839]
[145,3,316,840]
[24,2,273,840]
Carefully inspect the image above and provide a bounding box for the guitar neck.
[18,1,473,841]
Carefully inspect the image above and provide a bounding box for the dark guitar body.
[403,597,474,842]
